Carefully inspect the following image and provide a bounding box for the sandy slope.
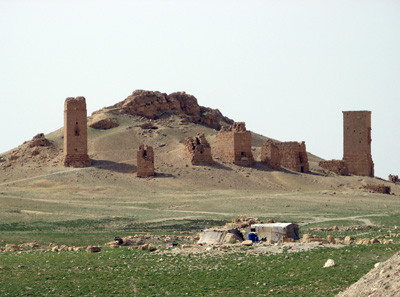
[337,251,400,297]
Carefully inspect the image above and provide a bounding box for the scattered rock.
[343,236,354,245]
[5,244,20,252]
[326,235,336,244]
[323,259,336,268]
[241,240,253,246]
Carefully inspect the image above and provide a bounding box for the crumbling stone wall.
[137,145,154,177]
[217,122,255,166]
[275,141,309,173]
[363,184,391,194]
[184,133,213,166]
[260,140,281,170]
[388,175,398,183]
[63,97,91,167]
[343,111,374,177]
[319,160,348,175]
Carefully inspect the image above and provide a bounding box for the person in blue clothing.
[248,232,259,242]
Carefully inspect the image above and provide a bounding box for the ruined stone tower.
[217,122,255,166]
[63,97,91,167]
[275,141,309,173]
[260,140,281,170]
[137,145,155,177]
[343,111,374,177]
[185,133,214,166]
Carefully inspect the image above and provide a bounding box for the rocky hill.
[99,90,234,130]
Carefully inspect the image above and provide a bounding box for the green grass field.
[1,244,399,296]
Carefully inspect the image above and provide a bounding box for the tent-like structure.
[251,223,300,242]
[197,229,244,245]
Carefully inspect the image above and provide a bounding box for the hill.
[0,90,399,225]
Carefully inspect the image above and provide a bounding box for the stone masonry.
[389,175,398,183]
[343,111,374,177]
[217,122,255,166]
[63,97,91,167]
[137,145,155,177]
[319,160,348,175]
[260,140,281,170]
[184,133,214,166]
[275,141,309,173]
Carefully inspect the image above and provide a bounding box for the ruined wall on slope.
[260,140,281,170]
[319,160,348,175]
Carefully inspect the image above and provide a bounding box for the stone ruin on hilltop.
[29,133,52,148]
[217,122,255,166]
[184,133,214,166]
[105,90,234,130]
[57,93,381,181]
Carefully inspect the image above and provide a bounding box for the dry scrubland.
[1,110,400,296]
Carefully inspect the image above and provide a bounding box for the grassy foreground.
[1,244,399,296]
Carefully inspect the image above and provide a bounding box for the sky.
[1,0,399,179]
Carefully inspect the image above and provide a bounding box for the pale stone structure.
[260,140,281,170]
[343,111,374,177]
[217,122,255,166]
[275,141,309,173]
[137,145,154,177]
[184,133,214,166]
[63,97,91,167]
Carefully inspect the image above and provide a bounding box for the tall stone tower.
[137,145,155,177]
[342,111,374,177]
[63,97,91,167]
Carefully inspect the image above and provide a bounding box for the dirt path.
[302,214,388,226]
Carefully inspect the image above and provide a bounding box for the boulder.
[89,118,119,130]
[323,259,336,268]
[241,240,253,246]
[86,246,101,253]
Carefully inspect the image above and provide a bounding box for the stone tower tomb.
[217,122,255,166]
[137,145,155,177]
[275,141,309,173]
[185,133,214,166]
[342,111,374,177]
[63,97,91,167]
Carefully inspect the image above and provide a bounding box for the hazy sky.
[1,0,399,179]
